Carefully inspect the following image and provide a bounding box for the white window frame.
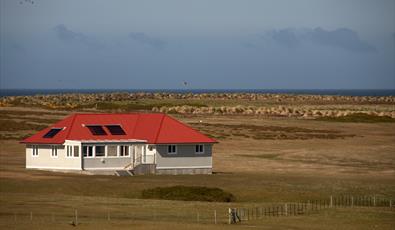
[66,145,73,158]
[83,145,94,158]
[94,145,106,157]
[106,145,118,158]
[195,144,204,154]
[73,146,79,157]
[119,145,130,157]
[167,145,177,155]
[32,145,39,157]
[51,146,58,158]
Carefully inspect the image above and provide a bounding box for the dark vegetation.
[316,113,395,123]
[141,186,236,202]
[0,119,47,132]
[189,123,355,140]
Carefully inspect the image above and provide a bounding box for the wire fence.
[229,195,394,224]
[2,195,394,226]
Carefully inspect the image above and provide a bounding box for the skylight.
[43,128,62,138]
[86,125,107,135]
[105,125,126,135]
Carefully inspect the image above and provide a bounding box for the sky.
[1,0,394,89]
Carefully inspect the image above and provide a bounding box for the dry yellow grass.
[0,106,395,229]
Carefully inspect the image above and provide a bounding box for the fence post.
[30,211,33,221]
[228,208,232,224]
[107,212,110,221]
[390,200,392,208]
[351,196,354,208]
[373,196,376,206]
[75,209,78,226]
[330,196,333,208]
[284,203,288,216]
[214,210,217,224]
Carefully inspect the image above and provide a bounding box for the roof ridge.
[65,113,78,140]
[153,113,166,143]
[131,113,141,137]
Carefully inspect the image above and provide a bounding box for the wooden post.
[285,203,288,216]
[228,208,232,224]
[214,210,217,224]
[330,196,333,208]
[75,209,78,226]
[30,211,33,221]
[373,196,376,206]
[107,212,110,221]
[390,200,392,208]
[351,196,354,208]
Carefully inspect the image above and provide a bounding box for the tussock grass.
[141,186,235,202]
[316,113,395,123]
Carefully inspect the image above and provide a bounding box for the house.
[21,113,217,175]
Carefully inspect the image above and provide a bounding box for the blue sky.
[1,0,394,89]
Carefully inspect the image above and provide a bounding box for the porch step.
[115,170,134,176]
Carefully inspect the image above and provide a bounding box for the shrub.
[316,113,395,123]
[141,186,235,202]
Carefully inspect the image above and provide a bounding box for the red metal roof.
[21,113,217,144]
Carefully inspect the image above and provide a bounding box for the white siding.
[26,141,82,170]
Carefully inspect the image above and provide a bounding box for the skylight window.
[105,125,126,135]
[43,128,62,138]
[86,125,107,135]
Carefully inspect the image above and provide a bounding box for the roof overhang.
[70,139,147,144]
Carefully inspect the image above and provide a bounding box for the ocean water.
[1,89,395,97]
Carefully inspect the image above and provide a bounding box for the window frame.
[73,146,79,157]
[32,145,39,157]
[51,146,58,158]
[195,144,204,154]
[83,145,94,158]
[66,145,71,158]
[167,145,177,155]
[94,145,106,157]
[119,145,130,157]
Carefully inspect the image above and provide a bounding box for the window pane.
[107,146,117,156]
[124,146,129,156]
[95,146,105,157]
[83,146,88,157]
[88,146,93,157]
[74,146,79,157]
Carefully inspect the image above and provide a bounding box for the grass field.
[0,105,394,229]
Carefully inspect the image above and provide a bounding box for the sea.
[1,89,395,97]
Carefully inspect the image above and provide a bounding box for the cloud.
[260,27,376,53]
[308,27,376,53]
[129,32,166,49]
[53,24,102,48]
[266,29,300,48]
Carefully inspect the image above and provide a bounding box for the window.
[83,146,93,158]
[95,146,105,157]
[167,145,176,154]
[119,145,129,157]
[73,146,79,157]
[148,145,154,151]
[51,146,58,158]
[32,145,39,157]
[195,144,204,154]
[43,128,62,138]
[105,125,126,135]
[107,146,117,157]
[86,125,107,135]
[66,146,73,157]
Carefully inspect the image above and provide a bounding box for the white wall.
[26,141,82,170]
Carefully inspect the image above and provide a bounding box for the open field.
[1,97,395,229]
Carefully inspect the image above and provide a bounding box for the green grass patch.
[316,113,395,123]
[141,186,235,202]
